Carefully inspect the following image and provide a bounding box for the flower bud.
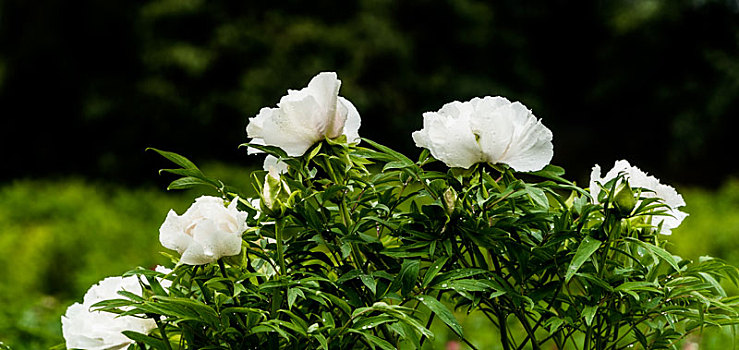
[613,182,636,216]
[261,166,293,218]
[443,187,457,216]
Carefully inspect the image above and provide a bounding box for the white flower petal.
[178,242,213,266]
[159,196,247,265]
[339,96,361,144]
[413,96,553,171]
[268,95,326,156]
[245,72,361,156]
[303,72,343,138]
[62,276,157,350]
[589,164,603,200]
[159,210,193,255]
[412,104,484,169]
[245,107,273,154]
[263,155,288,175]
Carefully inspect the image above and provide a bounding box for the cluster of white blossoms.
[62,71,688,348]
[590,160,688,235]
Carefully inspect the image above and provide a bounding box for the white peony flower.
[159,196,248,265]
[246,72,361,157]
[62,275,156,350]
[590,160,688,235]
[412,96,553,171]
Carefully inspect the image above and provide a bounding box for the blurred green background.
[1,0,738,348]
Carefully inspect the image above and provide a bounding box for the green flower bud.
[260,167,292,218]
[613,182,636,216]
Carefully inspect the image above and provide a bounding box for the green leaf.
[322,312,335,328]
[614,281,660,293]
[121,330,169,350]
[147,148,199,169]
[314,334,329,350]
[582,305,598,326]
[353,315,396,331]
[151,296,221,327]
[167,176,213,190]
[448,279,494,292]
[238,143,289,158]
[417,295,463,336]
[287,287,305,310]
[565,236,602,282]
[429,268,488,288]
[361,138,416,169]
[627,238,681,272]
[348,329,396,350]
[525,185,549,208]
[398,260,420,296]
[644,243,681,273]
[422,257,449,288]
[698,272,727,297]
[360,275,377,295]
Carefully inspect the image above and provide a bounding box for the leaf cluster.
[99,141,739,350]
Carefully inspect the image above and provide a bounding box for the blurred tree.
[1,0,737,186]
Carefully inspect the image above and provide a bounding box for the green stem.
[514,310,541,350]
[275,218,287,275]
[584,324,593,350]
[270,218,287,326]
[217,259,229,279]
[499,311,512,350]
[154,316,173,350]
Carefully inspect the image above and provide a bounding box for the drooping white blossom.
[590,160,688,235]
[412,96,553,171]
[159,196,248,265]
[61,275,156,350]
[246,72,361,157]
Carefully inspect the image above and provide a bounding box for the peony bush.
[59,72,739,349]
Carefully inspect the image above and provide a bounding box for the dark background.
[1,0,738,187]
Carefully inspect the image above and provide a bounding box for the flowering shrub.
[61,72,739,349]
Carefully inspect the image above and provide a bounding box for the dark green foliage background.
[1,0,738,186]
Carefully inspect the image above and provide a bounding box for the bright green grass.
[0,170,737,349]
[0,162,257,349]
